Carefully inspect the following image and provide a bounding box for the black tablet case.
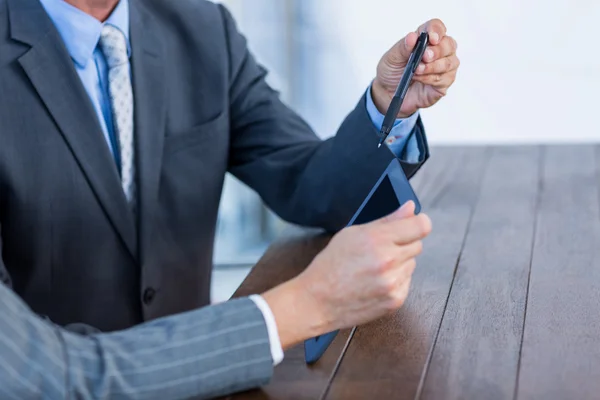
[304,158,421,363]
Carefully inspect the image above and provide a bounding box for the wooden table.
[226,145,600,400]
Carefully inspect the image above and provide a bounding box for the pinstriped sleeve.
[0,282,274,399]
[0,283,68,399]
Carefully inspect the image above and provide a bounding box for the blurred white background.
[212,0,600,300]
[223,0,600,144]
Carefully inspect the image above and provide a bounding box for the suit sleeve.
[219,5,429,232]
[0,225,12,288]
[0,281,274,399]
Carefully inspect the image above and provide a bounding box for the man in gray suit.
[1,203,431,399]
[0,0,458,332]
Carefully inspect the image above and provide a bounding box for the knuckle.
[396,293,408,308]
[375,253,394,273]
[382,298,394,313]
[430,18,443,28]
[403,242,420,259]
[389,293,406,310]
[383,297,399,312]
[413,240,424,256]
[383,276,397,293]
[441,36,451,48]
[400,242,418,260]
[419,214,432,235]
[398,215,431,241]
[444,58,452,71]
[416,221,427,237]
[406,259,417,274]
[375,275,395,298]
[433,19,447,33]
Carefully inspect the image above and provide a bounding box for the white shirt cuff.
[249,294,284,366]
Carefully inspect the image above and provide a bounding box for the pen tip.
[378,143,382,148]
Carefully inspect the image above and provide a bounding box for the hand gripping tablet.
[304,158,421,363]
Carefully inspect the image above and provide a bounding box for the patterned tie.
[98,25,137,214]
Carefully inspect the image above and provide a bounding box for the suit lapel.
[8,0,138,260]
[129,0,167,265]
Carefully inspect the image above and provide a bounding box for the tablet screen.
[351,176,401,225]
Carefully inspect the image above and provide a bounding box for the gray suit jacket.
[0,280,275,399]
[0,0,428,332]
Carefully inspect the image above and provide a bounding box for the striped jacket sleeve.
[0,282,274,399]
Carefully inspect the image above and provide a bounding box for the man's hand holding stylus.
[372,19,460,118]
[262,202,432,350]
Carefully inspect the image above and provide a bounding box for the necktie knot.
[99,25,129,68]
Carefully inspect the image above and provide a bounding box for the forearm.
[0,283,274,400]
[261,278,328,350]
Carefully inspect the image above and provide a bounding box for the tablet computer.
[304,158,421,364]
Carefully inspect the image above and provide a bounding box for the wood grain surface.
[419,146,541,400]
[516,146,600,400]
[324,147,489,400]
[227,145,600,400]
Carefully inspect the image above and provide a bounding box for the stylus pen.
[378,31,429,148]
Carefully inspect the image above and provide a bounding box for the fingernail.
[426,49,434,60]
[400,201,414,211]
[430,32,439,43]
[416,64,425,74]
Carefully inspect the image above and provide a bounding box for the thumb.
[376,201,416,225]
[389,32,418,65]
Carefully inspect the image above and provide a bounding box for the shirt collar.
[39,0,130,68]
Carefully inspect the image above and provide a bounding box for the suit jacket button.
[143,288,156,305]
